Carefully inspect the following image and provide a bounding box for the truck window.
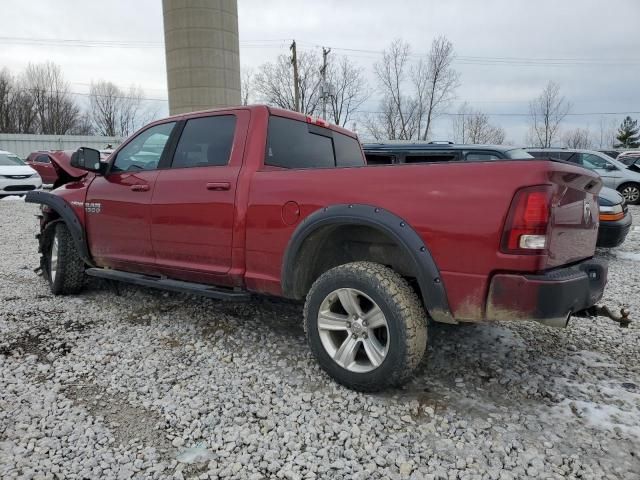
[36,154,51,164]
[334,132,365,167]
[112,122,176,172]
[171,115,236,168]
[265,116,335,169]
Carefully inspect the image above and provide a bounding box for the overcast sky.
[1,0,639,143]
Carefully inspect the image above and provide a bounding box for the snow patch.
[0,195,25,202]
[613,251,640,261]
[176,444,214,464]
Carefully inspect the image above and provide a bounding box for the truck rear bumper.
[485,258,607,328]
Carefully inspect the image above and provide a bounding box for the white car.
[0,150,43,198]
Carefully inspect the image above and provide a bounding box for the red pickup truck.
[26,105,607,391]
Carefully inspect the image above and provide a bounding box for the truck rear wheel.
[304,261,428,391]
[46,223,85,295]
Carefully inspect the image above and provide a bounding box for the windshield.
[618,155,640,167]
[0,153,25,166]
[505,148,534,159]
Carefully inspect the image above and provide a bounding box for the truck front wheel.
[304,261,428,391]
[45,223,85,295]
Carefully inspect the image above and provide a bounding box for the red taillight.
[501,186,552,254]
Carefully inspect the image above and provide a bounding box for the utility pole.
[320,47,331,120]
[290,40,300,112]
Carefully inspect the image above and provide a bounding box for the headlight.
[599,204,624,221]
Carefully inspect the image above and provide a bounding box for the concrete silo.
[162,0,241,114]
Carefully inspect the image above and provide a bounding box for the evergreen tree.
[615,116,640,148]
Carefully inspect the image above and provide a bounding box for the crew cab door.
[85,121,177,271]
[150,110,249,282]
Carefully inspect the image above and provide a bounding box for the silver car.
[527,148,640,204]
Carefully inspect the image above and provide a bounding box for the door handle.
[130,184,150,192]
[206,182,231,191]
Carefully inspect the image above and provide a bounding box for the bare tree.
[89,81,151,137]
[69,112,94,135]
[366,37,459,141]
[414,36,460,140]
[562,127,592,149]
[0,69,12,132]
[368,39,417,140]
[326,56,369,126]
[254,51,322,115]
[451,102,505,144]
[23,62,80,134]
[0,68,38,134]
[241,67,254,106]
[528,81,571,147]
[8,90,38,134]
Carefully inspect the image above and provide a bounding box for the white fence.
[0,134,122,159]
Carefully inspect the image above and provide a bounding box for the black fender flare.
[25,190,94,266]
[281,204,455,324]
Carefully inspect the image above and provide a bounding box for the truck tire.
[46,223,85,295]
[304,261,428,391]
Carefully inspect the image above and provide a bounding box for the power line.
[2,35,640,66]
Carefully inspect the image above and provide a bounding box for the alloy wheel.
[621,185,640,203]
[317,288,389,373]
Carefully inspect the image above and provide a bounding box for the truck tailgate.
[545,167,601,268]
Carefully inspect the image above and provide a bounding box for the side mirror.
[604,163,618,171]
[70,147,102,173]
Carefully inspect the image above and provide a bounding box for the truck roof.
[161,104,358,139]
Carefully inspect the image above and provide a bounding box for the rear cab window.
[265,115,364,169]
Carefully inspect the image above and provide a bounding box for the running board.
[85,268,250,301]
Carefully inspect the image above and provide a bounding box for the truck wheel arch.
[25,191,94,267]
[281,204,455,324]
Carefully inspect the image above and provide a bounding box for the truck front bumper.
[485,258,607,327]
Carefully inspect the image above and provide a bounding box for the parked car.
[363,143,631,248]
[616,151,640,168]
[0,150,42,198]
[596,187,632,248]
[26,106,608,391]
[25,151,60,185]
[527,149,640,204]
[363,142,534,164]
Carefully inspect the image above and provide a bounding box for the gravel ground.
[1,199,639,480]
